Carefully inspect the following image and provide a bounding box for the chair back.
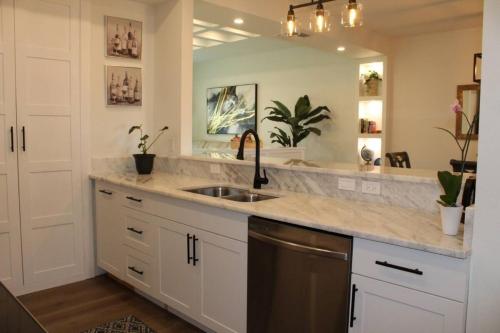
[386,152,411,168]
[450,159,477,174]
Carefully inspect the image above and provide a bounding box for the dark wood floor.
[19,275,203,333]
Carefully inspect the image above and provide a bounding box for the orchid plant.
[435,100,479,207]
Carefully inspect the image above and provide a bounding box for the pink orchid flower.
[451,100,463,114]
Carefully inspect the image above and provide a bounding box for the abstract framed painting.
[206,84,257,135]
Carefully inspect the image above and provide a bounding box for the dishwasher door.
[248,216,352,333]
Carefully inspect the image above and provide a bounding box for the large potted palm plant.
[262,95,331,147]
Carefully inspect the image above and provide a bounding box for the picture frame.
[105,16,143,60]
[473,53,482,83]
[106,66,142,106]
[206,84,258,135]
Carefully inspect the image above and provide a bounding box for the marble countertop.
[90,171,469,259]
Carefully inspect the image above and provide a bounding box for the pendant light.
[281,5,299,37]
[341,0,363,28]
[309,1,331,33]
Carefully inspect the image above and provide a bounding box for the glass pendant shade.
[309,4,331,33]
[342,1,363,28]
[281,6,301,37]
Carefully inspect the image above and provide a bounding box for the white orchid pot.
[439,204,463,236]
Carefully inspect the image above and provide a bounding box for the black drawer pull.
[127,227,143,235]
[350,284,358,327]
[10,126,14,152]
[99,190,113,195]
[192,235,199,266]
[375,260,423,276]
[21,126,26,151]
[128,266,144,275]
[126,196,142,203]
[187,234,193,264]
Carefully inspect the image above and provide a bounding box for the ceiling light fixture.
[233,18,244,25]
[337,46,346,52]
[281,0,363,36]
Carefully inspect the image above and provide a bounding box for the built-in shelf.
[359,133,382,139]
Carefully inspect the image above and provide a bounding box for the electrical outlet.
[338,178,356,191]
[362,181,381,195]
[209,164,221,174]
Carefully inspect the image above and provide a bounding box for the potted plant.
[363,70,382,96]
[262,95,331,147]
[435,101,478,235]
[129,124,168,174]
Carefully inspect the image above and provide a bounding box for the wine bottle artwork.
[105,16,142,59]
[106,66,142,106]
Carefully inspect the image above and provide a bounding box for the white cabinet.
[349,274,465,333]
[95,186,123,278]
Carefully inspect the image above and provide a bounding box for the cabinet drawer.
[124,246,157,296]
[123,208,158,257]
[352,238,469,302]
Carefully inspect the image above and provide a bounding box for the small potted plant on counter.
[435,100,478,235]
[129,124,168,175]
[363,70,382,96]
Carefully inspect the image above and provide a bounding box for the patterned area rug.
[81,315,156,333]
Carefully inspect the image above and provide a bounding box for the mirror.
[456,85,480,141]
[190,0,483,172]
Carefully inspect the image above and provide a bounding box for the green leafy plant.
[129,124,168,154]
[363,70,382,85]
[262,95,331,147]
[435,100,479,207]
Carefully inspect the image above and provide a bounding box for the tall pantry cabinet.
[0,0,84,295]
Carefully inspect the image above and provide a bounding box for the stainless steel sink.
[184,186,278,202]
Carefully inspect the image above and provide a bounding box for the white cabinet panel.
[15,0,83,290]
[95,186,123,278]
[349,274,465,333]
[199,230,247,333]
[0,0,22,294]
[124,245,157,297]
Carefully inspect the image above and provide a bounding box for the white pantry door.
[14,0,83,290]
[0,0,22,294]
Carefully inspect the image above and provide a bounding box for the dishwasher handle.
[249,230,348,261]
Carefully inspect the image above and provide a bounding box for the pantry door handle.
[192,235,199,266]
[21,126,26,151]
[10,126,14,152]
[375,260,423,276]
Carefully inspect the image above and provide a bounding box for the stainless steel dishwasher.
[248,216,352,333]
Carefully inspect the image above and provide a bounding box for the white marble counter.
[90,171,469,259]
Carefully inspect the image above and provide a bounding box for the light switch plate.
[209,164,221,174]
[338,178,356,191]
[362,181,381,195]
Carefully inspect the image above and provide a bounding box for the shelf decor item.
[435,100,479,235]
[207,84,257,135]
[129,124,168,175]
[106,16,142,59]
[107,66,142,106]
[362,70,382,96]
[262,95,331,147]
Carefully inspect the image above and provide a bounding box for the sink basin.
[224,193,278,203]
[184,186,278,202]
[184,186,246,197]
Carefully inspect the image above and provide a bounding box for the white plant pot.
[439,205,463,236]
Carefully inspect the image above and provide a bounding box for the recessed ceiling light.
[337,46,346,52]
[193,19,219,28]
[220,27,260,38]
[234,18,244,25]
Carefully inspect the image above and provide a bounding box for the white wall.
[388,27,482,170]
[193,44,358,162]
[467,1,500,332]
[89,0,156,158]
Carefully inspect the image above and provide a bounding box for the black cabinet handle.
[128,266,144,275]
[192,235,199,266]
[99,189,113,196]
[375,260,423,276]
[350,284,358,327]
[10,126,14,152]
[21,126,26,151]
[126,196,142,203]
[187,234,193,264]
[127,227,143,235]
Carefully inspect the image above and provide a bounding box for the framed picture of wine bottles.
[106,66,142,106]
[106,16,142,60]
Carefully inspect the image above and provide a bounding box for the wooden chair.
[450,159,477,174]
[385,152,411,168]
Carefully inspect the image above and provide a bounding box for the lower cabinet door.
[349,274,465,333]
[198,230,247,333]
[158,220,199,318]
